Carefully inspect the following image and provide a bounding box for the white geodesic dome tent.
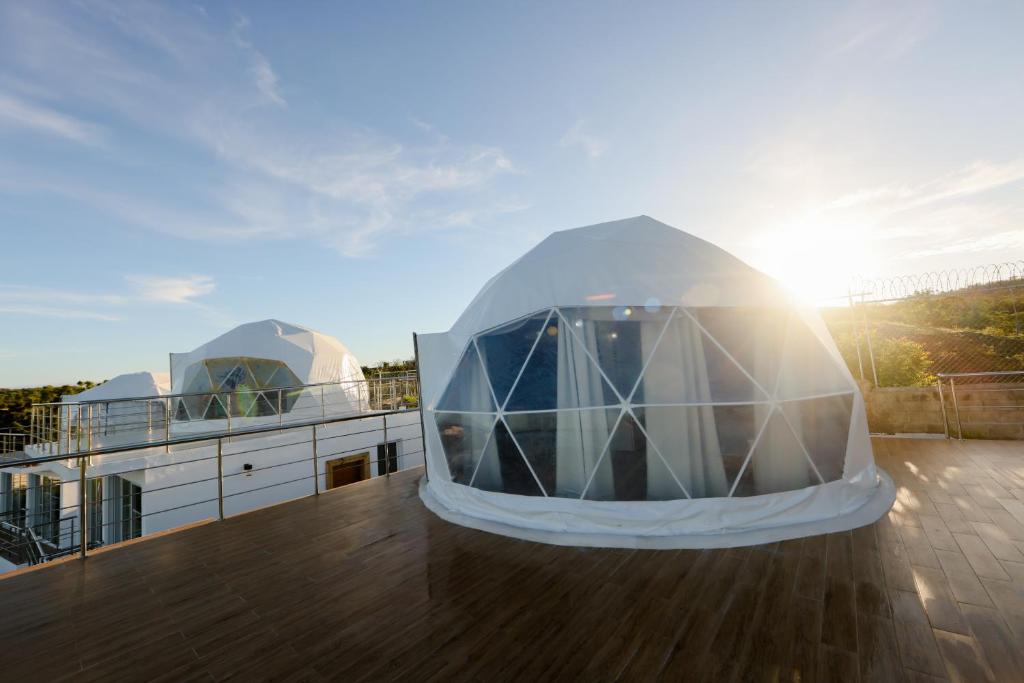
[417,216,895,548]
[170,319,367,422]
[62,372,171,436]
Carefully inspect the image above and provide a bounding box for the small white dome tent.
[417,216,895,548]
[62,372,170,439]
[170,320,367,423]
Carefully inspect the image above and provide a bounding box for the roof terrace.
[2,437,1023,681]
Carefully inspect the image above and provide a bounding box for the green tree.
[874,337,935,387]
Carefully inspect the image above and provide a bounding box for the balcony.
[1,437,1023,680]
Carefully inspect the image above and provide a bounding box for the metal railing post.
[860,294,880,387]
[413,332,429,482]
[226,393,232,440]
[147,400,152,435]
[65,404,71,455]
[87,405,93,452]
[383,414,389,477]
[278,389,283,431]
[312,425,319,495]
[217,438,224,520]
[165,397,170,454]
[79,457,87,559]
[950,378,964,441]
[936,379,950,439]
[77,404,82,453]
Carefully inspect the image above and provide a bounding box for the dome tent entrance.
[417,216,895,548]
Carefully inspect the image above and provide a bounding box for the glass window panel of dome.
[435,343,497,413]
[692,307,790,398]
[470,419,544,496]
[558,306,671,400]
[635,405,758,499]
[266,364,302,390]
[247,358,284,387]
[730,408,818,497]
[249,392,278,417]
[435,412,496,485]
[232,388,260,417]
[780,394,853,483]
[504,408,619,498]
[774,316,854,400]
[204,394,228,420]
[206,358,247,391]
[583,410,687,501]
[476,312,551,408]
[505,315,619,412]
[634,312,766,405]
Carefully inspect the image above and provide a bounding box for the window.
[326,453,369,489]
[119,478,142,541]
[173,357,303,421]
[435,306,856,501]
[38,477,61,544]
[376,441,399,476]
[8,474,27,528]
[87,478,103,545]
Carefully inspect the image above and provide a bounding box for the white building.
[417,216,896,548]
[0,320,421,571]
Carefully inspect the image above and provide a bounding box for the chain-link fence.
[823,261,1024,388]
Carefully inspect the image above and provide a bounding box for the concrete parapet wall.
[863,382,1024,439]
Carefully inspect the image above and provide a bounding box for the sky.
[1,1,1023,387]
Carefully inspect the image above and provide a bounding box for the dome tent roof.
[62,371,170,402]
[449,216,787,345]
[170,319,364,392]
[417,216,895,549]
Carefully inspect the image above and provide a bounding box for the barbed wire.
[851,261,1024,302]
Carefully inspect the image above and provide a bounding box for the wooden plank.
[960,602,1024,682]
[954,533,1011,581]
[910,565,968,634]
[933,629,996,682]
[933,548,994,607]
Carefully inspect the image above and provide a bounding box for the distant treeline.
[0,382,98,434]
[361,359,417,377]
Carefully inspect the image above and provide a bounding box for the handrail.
[936,370,1024,379]
[5,407,417,466]
[38,373,418,407]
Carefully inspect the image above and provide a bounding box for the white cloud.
[0,92,102,144]
[0,3,521,256]
[559,120,608,159]
[125,274,216,303]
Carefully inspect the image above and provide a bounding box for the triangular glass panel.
[248,359,282,387]
[204,395,228,420]
[434,412,497,485]
[505,315,619,412]
[774,316,855,400]
[267,365,301,390]
[251,392,277,417]
[583,410,688,501]
[730,408,818,497]
[505,408,620,498]
[174,398,191,422]
[436,344,497,413]
[476,311,550,408]
[634,313,767,405]
[780,394,853,483]
[559,306,674,400]
[180,394,211,422]
[470,419,544,496]
[636,405,759,499]
[692,307,789,399]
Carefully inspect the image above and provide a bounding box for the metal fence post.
[165,397,171,454]
[413,332,429,482]
[79,457,87,559]
[383,414,389,477]
[860,295,880,387]
[950,378,964,441]
[312,425,319,495]
[936,379,950,439]
[848,292,865,381]
[217,438,225,520]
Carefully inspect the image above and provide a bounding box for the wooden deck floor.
[2,438,1024,682]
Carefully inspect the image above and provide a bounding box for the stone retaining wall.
[862,382,1024,439]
